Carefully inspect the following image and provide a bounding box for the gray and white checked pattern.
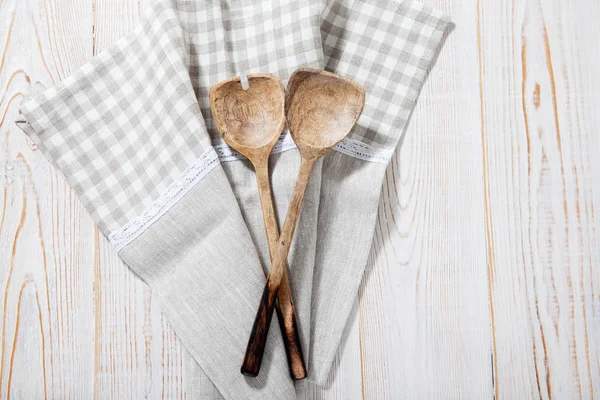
[107,133,298,251]
[106,132,394,251]
[16,0,325,237]
[175,0,324,141]
[321,0,450,148]
[17,0,210,234]
[107,147,220,252]
[15,0,445,240]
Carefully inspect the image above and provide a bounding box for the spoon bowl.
[285,68,365,156]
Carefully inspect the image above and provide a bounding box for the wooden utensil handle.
[276,281,306,379]
[241,278,277,377]
[270,156,315,289]
[242,279,307,379]
[243,157,315,377]
[249,162,306,379]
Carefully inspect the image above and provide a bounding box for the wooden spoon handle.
[241,278,277,377]
[248,161,307,379]
[242,277,309,379]
[243,157,315,377]
[241,277,307,379]
[276,278,306,379]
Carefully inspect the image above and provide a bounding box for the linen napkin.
[14,0,324,398]
[15,0,450,396]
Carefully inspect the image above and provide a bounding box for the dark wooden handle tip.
[240,369,258,378]
[276,300,307,380]
[241,283,277,377]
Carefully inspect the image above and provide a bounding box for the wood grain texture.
[479,0,600,397]
[1,0,599,399]
[1,0,185,398]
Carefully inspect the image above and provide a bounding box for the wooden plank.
[1,0,185,398]
[0,0,95,398]
[541,0,600,393]
[478,0,600,397]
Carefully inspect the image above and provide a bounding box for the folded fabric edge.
[105,135,295,252]
[107,133,396,252]
[17,105,393,256]
[13,112,68,183]
[16,17,147,129]
[334,137,395,163]
[107,146,220,251]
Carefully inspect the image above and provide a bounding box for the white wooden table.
[1,0,599,398]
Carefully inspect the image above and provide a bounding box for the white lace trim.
[214,133,395,164]
[108,146,220,252]
[334,137,395,164]
[107,134,393,252]
[214,132,298,162]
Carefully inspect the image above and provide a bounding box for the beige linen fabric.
[119,169,297,398]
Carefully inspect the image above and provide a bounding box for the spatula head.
[285,68,365,157]
[210,74,286,156]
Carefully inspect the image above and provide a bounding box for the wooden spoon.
[209,73,307,379]
[243,68,365,376]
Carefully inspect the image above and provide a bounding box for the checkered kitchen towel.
[17,1,325,398]
[16,0,449,247]
[16,0,450,397]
